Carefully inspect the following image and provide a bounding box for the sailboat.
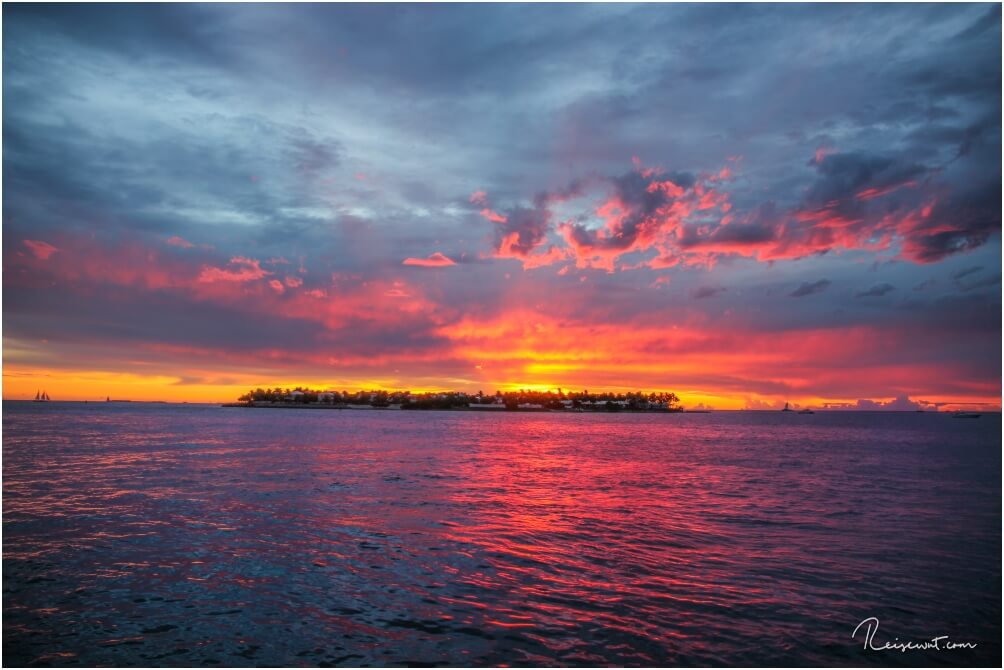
[782,402,792,412]
[33,390,50,402]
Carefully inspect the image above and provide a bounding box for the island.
[225,387,683,412]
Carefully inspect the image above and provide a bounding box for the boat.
[798,408,814,414]
[33,390,50,402]
[952,411,981,419]
[782,402,793,412]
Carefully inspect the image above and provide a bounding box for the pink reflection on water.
[3,404,1001,665]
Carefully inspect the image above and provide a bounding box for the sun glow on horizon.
[3,365,999,413]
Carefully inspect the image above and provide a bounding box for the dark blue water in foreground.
[3,402,1000,666]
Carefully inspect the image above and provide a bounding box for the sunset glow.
[3,4,1000,411]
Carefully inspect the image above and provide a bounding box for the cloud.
[956,272,1001,292]
[853,395,930,411]
[166,236,195,249]
[24,239,58,260]
[1,4,999,408]
[493,205,553,258]
[481,145,999,272]
[402,252,456,267]
[951,266,983,281]
[804,151,928,206]
[692,286,726,300]
[197,257,270,283]
[856,283,896,298]
[790,279,831,297]
[897,182,1002,263]
[557,165,716,270]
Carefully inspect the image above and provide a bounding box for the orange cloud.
[480,208,507,223]
[198,257,270,283]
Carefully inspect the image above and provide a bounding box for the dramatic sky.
[3,3,1001,408]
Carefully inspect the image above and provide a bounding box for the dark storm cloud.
[902,181,1002,263]
[790,280,831,298]
[803,152,931,211]
[677,202,781,252]
[492,205,553,257]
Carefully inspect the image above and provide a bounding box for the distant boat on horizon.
[33,390,50,402]
[952,411,981,419]
[798,408,814,414]
[782,402,792,412]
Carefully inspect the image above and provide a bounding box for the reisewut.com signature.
[852,617,978,652]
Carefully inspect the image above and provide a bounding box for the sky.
[3,3,1001,409]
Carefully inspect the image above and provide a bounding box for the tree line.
[237,387,680,410]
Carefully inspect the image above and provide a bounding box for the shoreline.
[221,402,687,413]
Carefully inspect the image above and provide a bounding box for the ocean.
[3,402,1000,666]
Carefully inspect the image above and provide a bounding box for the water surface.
[3,402,1000,665]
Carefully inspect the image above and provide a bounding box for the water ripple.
[3,402,1000,665]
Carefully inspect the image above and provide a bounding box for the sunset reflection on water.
[3,403,1000,666]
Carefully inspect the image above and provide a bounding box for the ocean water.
[3,402,1000,666]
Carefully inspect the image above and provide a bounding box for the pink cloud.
[518,245,573,270]
[402,252,456,267]
[480,208,507,223]
[166,236,195,249]
[814,145,836,164]
[855,180,918,201]
[198,257,270,283]
[482,152,978,271]
[24,240,58,260]
[471,190,508,223]
[284,276,303,288]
